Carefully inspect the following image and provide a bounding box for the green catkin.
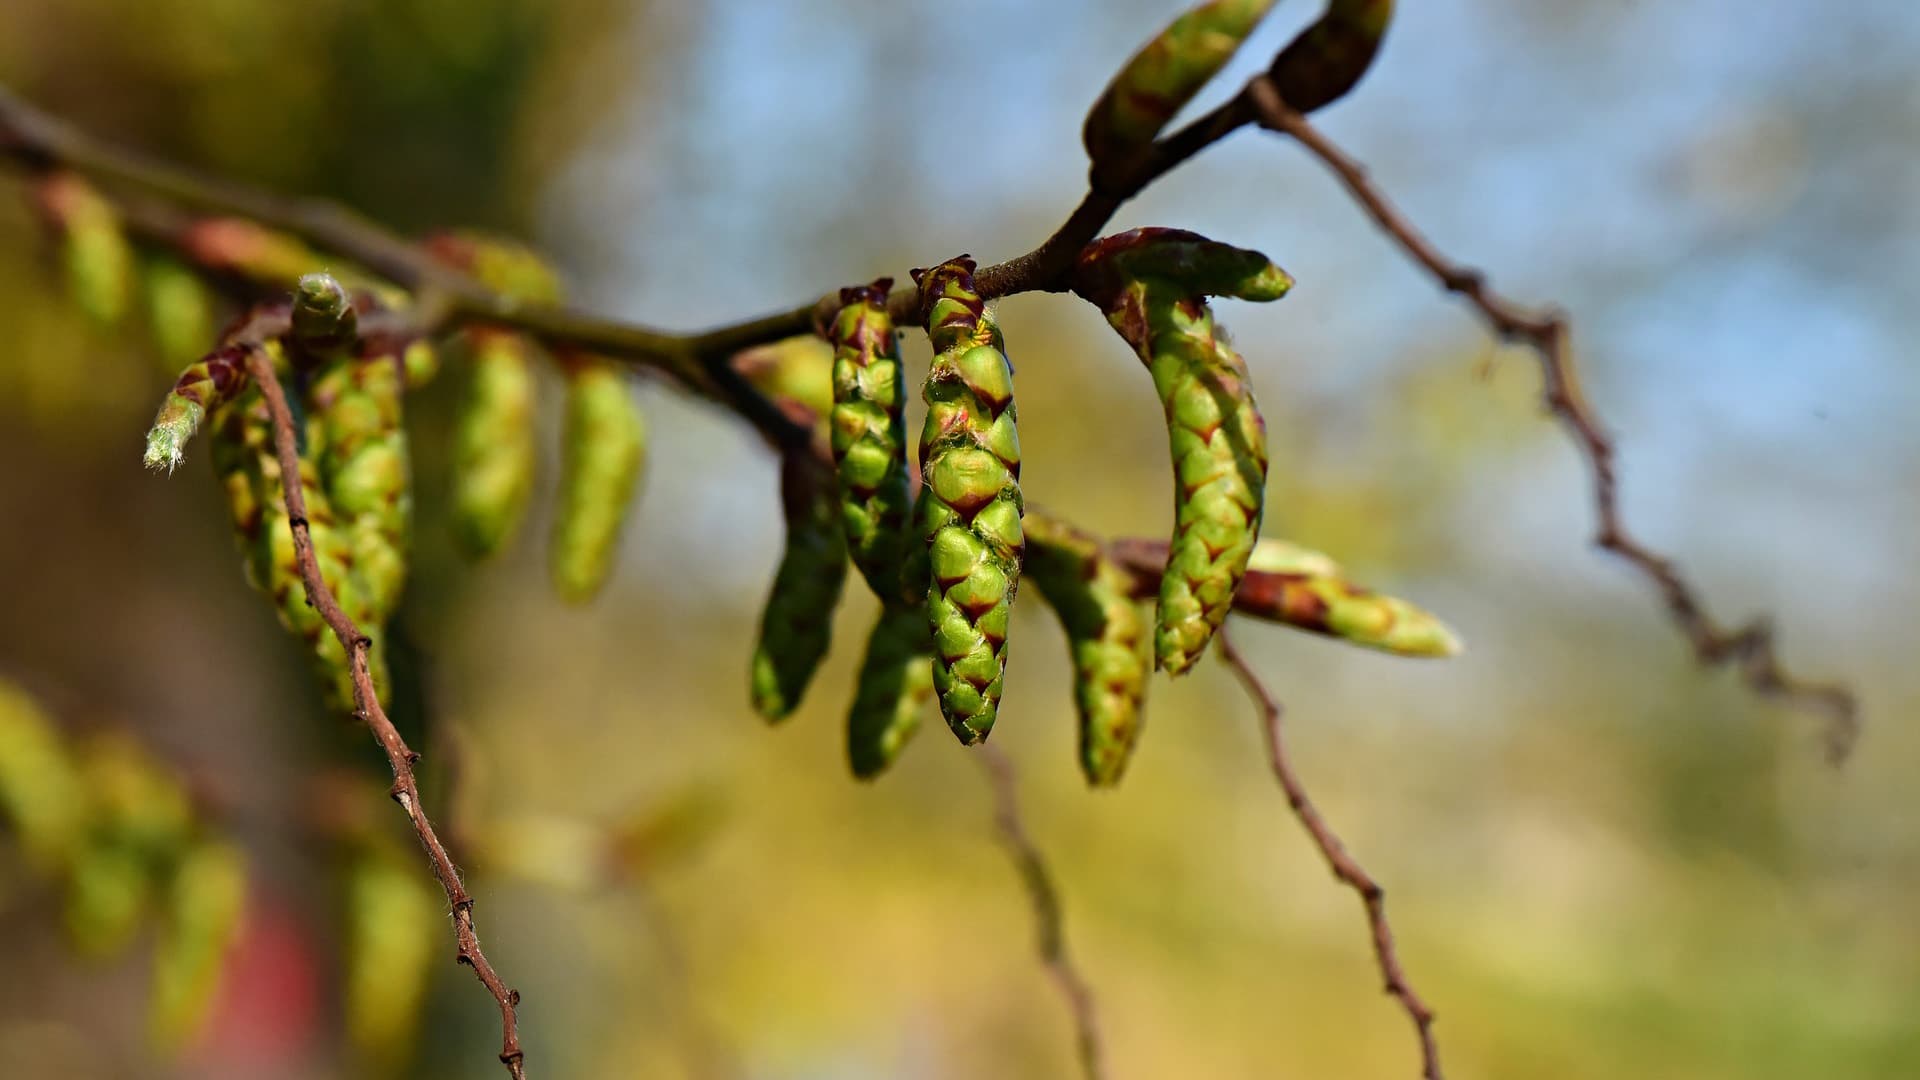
[550,355,647,603]
[310,347,412,623]
[749,454,849,720]
[828,279,914,603]
[144,343,253,472]
[912,257,1024,743]
[1073,228,1292,675]
[142,256,218,376]
[148,840,248,1052]
[36,172,133,328]
[450,328,538,557]
[1268,0,1396,113]
[1083,0,1278,166]
[1023,511,1151,786]
[212,373,387,711]
[428,233,560,559]
[846,603,934,779]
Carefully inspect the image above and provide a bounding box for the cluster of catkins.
[732,0,1418,785]
[39,0,1418,784]
[109,216,646,713]
[0,680,246,1051]
[743,232,1457,788]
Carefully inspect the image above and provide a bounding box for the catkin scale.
[749,454,849,720]
[1074,228,1292,674]
[912,258,1024,743]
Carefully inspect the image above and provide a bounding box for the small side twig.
[977,744,1107,1080]
[243,347,527,1079]
[1217,630,1442,1080]
[1245,76,1859,763]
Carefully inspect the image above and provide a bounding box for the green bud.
[846,603,933,779]
[1232,563,1462,657]
[735,333,836,432]
[1073,230,1289,675]
[749,455,849,720]
[450,329,537,558]
[148,840,248,1053]
[290,273,359,361]
[1269,0,1396,113]
[1023,511,1151,786]
[911,258,1023,743]
[144,344,253,472]
[828,280,915,604]
[1083,0,1279,166]
[551,356,647,603]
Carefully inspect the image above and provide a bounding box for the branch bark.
[241,346,527,1080]
[1245,76,1859,762]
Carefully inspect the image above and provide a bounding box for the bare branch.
[1216,630,1442,1080]
[241,346,527,1079]
[1244,76,1859,762]
[978,744,1107,1080]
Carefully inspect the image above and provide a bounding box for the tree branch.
[1217,630,1442,1080]
[1244,76,1859,762]
[241,345,527,1079]
[978,744,1107,1080]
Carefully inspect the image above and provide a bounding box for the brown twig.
[241,346,527,1079]
[977,744,1107,1080]
[1216,630,1442,1080]
[1245,77,1859,763]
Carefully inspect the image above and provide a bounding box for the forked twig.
[243,346,527,1079]
[1217,630,1442,1080]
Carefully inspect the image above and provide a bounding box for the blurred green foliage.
[0,2,1916,1079]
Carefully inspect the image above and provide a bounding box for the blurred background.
[1,0,1916,1076]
